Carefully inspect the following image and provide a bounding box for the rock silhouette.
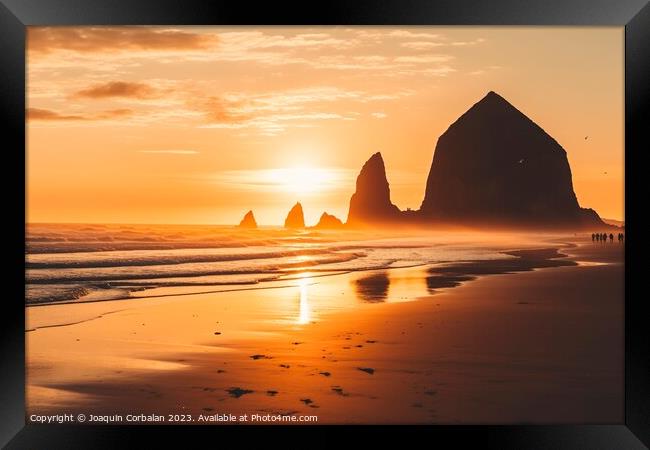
[284,202,305,228]
[238,210,257,228]
[419,91,604,227]
[314,212,344,229]
[346,152,401,226]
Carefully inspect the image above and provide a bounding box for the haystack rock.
[346,152,401,226]
[284,202,305,228]
[314,212,344,229]
[238,210,257,228]
[419,91,604,227]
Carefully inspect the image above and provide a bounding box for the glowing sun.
[267,166,340,195]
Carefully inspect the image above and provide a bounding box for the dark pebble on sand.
[319,371,331,377]
[216,369,226,374]
[292,342,303,345]
[355,345,363,348]
[300,398,313,405]
[250,354,272,360]
[266,390,279,396]
[226,387,254,398]
[358,367,375,375]
[331,386,349,397]
[366,340,377,344]
[279,364,290,368]
[214,332,221,335]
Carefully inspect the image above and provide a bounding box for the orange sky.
[26,27,624,225]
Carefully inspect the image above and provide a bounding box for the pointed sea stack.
[419,91,604,227]
[238,210,257,228]
[346,152,401,226]
[314,212,344,229]
[284,202,305,228]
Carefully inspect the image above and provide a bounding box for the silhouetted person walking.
[609,233,614,242]
[592,233,596,242]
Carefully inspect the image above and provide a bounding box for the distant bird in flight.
[604,171,608,175]
[585,136,589,140]
[518,158,524,164]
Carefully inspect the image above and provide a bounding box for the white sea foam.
[26,224,529,304]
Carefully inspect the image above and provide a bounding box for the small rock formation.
[419,91,604,227]
[284,202,305,228]
[346,152,401,226]
[238,210,257,228]
[314,212,344,229]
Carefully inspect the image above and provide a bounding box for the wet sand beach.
[26,236,623,424]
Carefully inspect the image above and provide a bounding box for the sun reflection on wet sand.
[297,276,311,324]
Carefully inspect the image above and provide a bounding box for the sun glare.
[297,276,311,324]
[268,167,339,195]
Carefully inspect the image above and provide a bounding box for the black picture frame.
[1,0,647,448]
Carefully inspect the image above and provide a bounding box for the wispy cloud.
[371,112,387,119]
[27,108,86,121]
[28,27,217,54]
[394,55,453,64]
[389,30,442,40]
[27,107,133,121]
[26,28,487,132]
[191,87,412,134]
[401,41,444,50]
[400,38,485,50]
[194,96,251,124]
[29,82,416,132]
[28,28,461,77]
[74,81,157,99]
[216,31,358,51]
[451,38,486,46]
[198,112,356,135]
[468,65,502,76]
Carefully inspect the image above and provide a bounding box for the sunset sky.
[27,27,624,225]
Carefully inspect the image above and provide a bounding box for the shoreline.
[26,236,624,424]
[26,241,579,309]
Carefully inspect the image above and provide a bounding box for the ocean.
[26,223,532,305]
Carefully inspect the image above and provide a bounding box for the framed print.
[1,0,648,448]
